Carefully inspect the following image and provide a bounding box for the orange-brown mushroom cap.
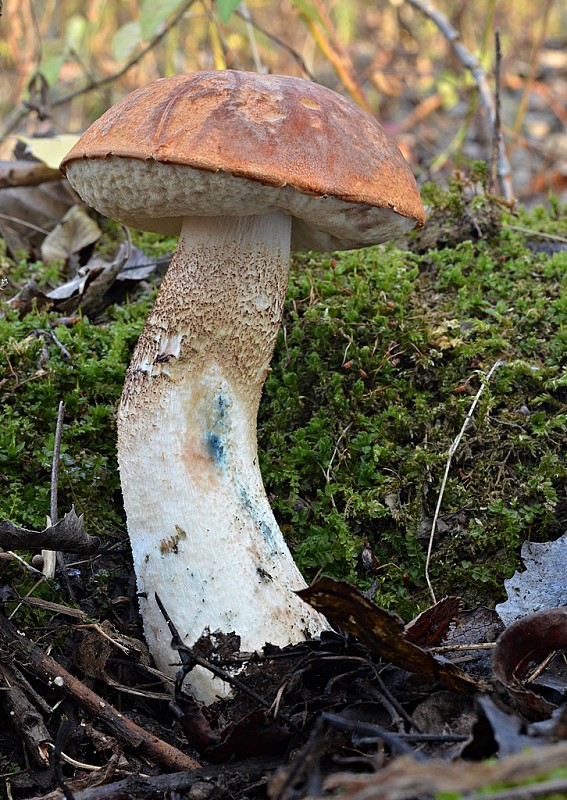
[61,70,425,251]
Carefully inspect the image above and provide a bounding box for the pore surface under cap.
[65,158,418,251]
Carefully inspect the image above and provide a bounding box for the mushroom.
[60,70,425,704]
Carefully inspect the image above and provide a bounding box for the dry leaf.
[41,204,101,263]
[492,606,567,720]
[496,534,567,627]
[299,577,485,694]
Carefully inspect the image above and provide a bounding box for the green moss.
[260,204,566,613]
[0,304,149,533]
[1,193,565,619]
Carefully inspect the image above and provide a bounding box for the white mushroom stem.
[117,211,327,703]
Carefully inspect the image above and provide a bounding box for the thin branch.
[239,2,263,73]
[233,8,313,77]
[424,360,504,603]
[503,224,567,244]
[155,592,289,715]
[406,0,514,200]
[491,30,502,195]
[27,758,280,800]
[50,401,65,526]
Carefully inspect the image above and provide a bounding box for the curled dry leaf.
[5,280,52,316]
[0,180,75,256]
[7,240,161,319]
[299,577,485,694]
[462,694,541,759]
[40,204,101,263]
[492,606,567,721]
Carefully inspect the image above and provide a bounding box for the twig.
[0,609,200,772]
[366,664,423,733]
[430,642,496,653]
[16,596,87,621]
[239,2,263,73]
[405,0,514,200]
[155,593,282,713]
[323,422,352,510]
[8,576,46,621]
[46,401,76,595]
[50,401,65,526]
[0,211,51,236]
[233,8,313,77]
[1,550,42,574]
[504,224,567,244]
[0,663,52,767]
[270,715,328,800]
[424,360,504,602]
[331,718,468,744]
[493,31,513,199]
[322,712,428,758]
[0,0,197,143]
[2,661,53,715]
[491,31,502,196]
[525,650,559,684]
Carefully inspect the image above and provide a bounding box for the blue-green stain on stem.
[238,484,279,554]
[205,392,228,467]
[205,431,224,464]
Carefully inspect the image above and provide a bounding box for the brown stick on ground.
[0,610,200,772]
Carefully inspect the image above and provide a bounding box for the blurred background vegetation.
[1,0,566,200]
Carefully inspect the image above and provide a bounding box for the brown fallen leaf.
[41,204,101,263]
[404,595,461,646]
[299,577,485,694]
[492,606,567,721]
